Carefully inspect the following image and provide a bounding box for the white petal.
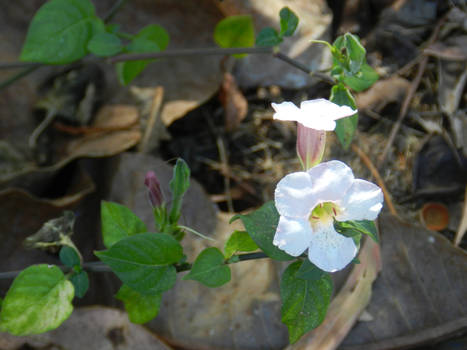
[275,172,314,218]
[306,160,354,203]
[300,99,357,120]
[336,179,384,221]
[272,102,304,122]
[273,216,312,256]
[298,118,336,131]
[307,221,357,272]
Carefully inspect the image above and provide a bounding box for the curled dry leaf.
[219,72,248,131]
[0,166,94,295]
[65,105,141,157]
[130,86,170,153]
[356,76,411,112]
[1,104,141,197]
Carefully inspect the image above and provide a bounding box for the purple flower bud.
[144,171,164,208]
[296,123,326,170]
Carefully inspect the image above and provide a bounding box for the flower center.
[309,202,339,229]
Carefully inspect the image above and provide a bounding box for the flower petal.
[307,160,354,203]
[271,102,304,122]
[336,179,384,221]
[300,99,356,120]
[307,221,357,272]
[273,216,312,256]
[298,118,336,131]
[275,171,314,218]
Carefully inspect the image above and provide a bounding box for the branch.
[103,0,128,22]
[107,46,272,63]
[0,65,40,90]
[0,252,270,280]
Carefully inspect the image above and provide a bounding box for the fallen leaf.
[340,214,467,350]
[356,77,411,112]
[130,86,170,153]
[219,72,248,131]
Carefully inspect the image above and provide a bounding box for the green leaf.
[331,33,378,92]
[0,265,74,335]
[101,201,147,248]
[169,158,190,200]
[214,15,255,58]
[279,7,299,37]
[330,84,358,149]
[70,270,89,298]
[343,63,379,92]
[95,233,182,294]
[87,32,122,57]
[136,24,170,50]
[183,247,231,287]
[169,159,191,223]
[106,23,120,34]
[116,284,162,324]
[20,0,100,64]
[343,33,366,74]
[59,246,81,268]
[334,219,378,243]
[280,261,333,344]
[117,24,169,85]
[296,259,326,281]
[233,201,294,261]
[224,231,259,259]
[255,27,283,47]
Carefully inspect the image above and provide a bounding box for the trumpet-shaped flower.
[273,160,383,272]
[271,99,356,131]
[272,99,356,169]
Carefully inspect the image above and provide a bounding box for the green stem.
[178,225,216,242]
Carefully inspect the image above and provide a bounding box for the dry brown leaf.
[356,76,411,112]
[219,72,248,131]
[92,105,139,129]
[340,214,467,350]
[0,170,94,296]
[130,86,170,153]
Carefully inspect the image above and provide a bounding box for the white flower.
[273,160,383,272]
[271,99,356,131]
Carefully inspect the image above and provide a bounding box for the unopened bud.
[296,124,326,170]
[144,171,164,208]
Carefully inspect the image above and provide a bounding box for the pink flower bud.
[296,124,326,170]
[144,171,164,208]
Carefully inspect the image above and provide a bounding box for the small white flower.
[273,160,383,272]
[271,99,356,131]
